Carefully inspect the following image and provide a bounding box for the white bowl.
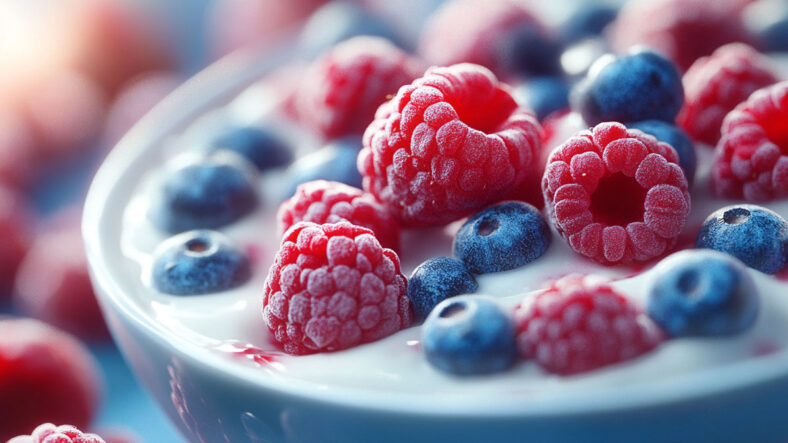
[83,45,788,443]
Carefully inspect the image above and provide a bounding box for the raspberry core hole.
[452,88,517,134]
[589,173,647,226]
[439,301,468,319]
[723,208,750,225]
[762,113,788,155]
[476,217,500,237]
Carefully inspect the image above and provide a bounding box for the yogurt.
[115,75,788,411]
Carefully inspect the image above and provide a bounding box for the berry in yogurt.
[647,250,759,337]
[408,257,478,321]
[151,230,251,295]
[422,296,517,376]
[697,205,788,274]
[149,152,259,233]
[205,124,294,172]
[453,201,551,274]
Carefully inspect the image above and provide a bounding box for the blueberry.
[206,124,293,171]
[647,250,758,337]
[283,137,363,200]
[502,25,563,78]
[299,1,404,53]
[697,205,788,274]
[422,296,516,375]
[560,4,619,44]
[408,257,479,321]
[748,1,788,53]
[151,230,251,295]
[150,153,258,233]
[571,49,684,125]
[630,119,697,186]
[453,201,550,274]
[513,77,570,121]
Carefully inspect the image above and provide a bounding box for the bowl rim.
[83,43,788,419]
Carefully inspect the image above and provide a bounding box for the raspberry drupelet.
[359,63,543,227]
[678,43,778,146]
[295,36,423,139]
[8,423,106,443]
[277,180,399,250]
[712,81,788,202]
[515,274,664,376]
[542,122,691,265]
[262,222,411,354]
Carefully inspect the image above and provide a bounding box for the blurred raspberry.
[0,111,40,189]
[712,81,788,201]
[58,0,174,96]
[0,185,31,300]
[22,70,106,161]
[678,43,778,146]
[208,0,327,58]
[296,36,423,139]
[609,0,754,72]
[104,71,182,145]
[419,0,560,78]
[0,318,101,441]
[13,209,109,341]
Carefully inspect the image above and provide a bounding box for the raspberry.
[262,222,411,354]
[278,180,400,250]
[609,0,754,72]
[712,81,788,201]
[0,319,101,441]
[8,423,105,443]
[13,216,109,340]
[359,63,543,226]
[0,185,30,300]
[678,43,778,146]
[295,36,422,139]
[515,274,663,375]
[542,122,691,265]
[418,0,559,78]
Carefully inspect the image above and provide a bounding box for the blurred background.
[0,0,786,441]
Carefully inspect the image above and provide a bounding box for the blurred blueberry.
[283,137,363,200]
[299,1,403,53]
[408,257,479,321]
[454,201,550,274]
[514,77,570,121]
[648,250,758,337]
[698,205,788,274]
[560,37,610,79]
[630,119,696,186]
[422,296,516,375]
[560,4,619,44]
[206,124,293,171]
[150,152,258,233]
[503,25,564,78]
[747,0,788,53]
[152,230,251,295]
[571,49,684,125]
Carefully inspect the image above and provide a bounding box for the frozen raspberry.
[0,319,101,441]
[609,0,754,72]
[278,180,400,250]
[262,222,411,354]
[0,185,31,300]
[13,216,109,340]
[419,0,560,78]
[359,63,543,226]
[542,122,691,265]
[515,274,663,375]
[295,36,422,139]
[678,43,778,146]
[8,423,105,443]
[712,81,788,201]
